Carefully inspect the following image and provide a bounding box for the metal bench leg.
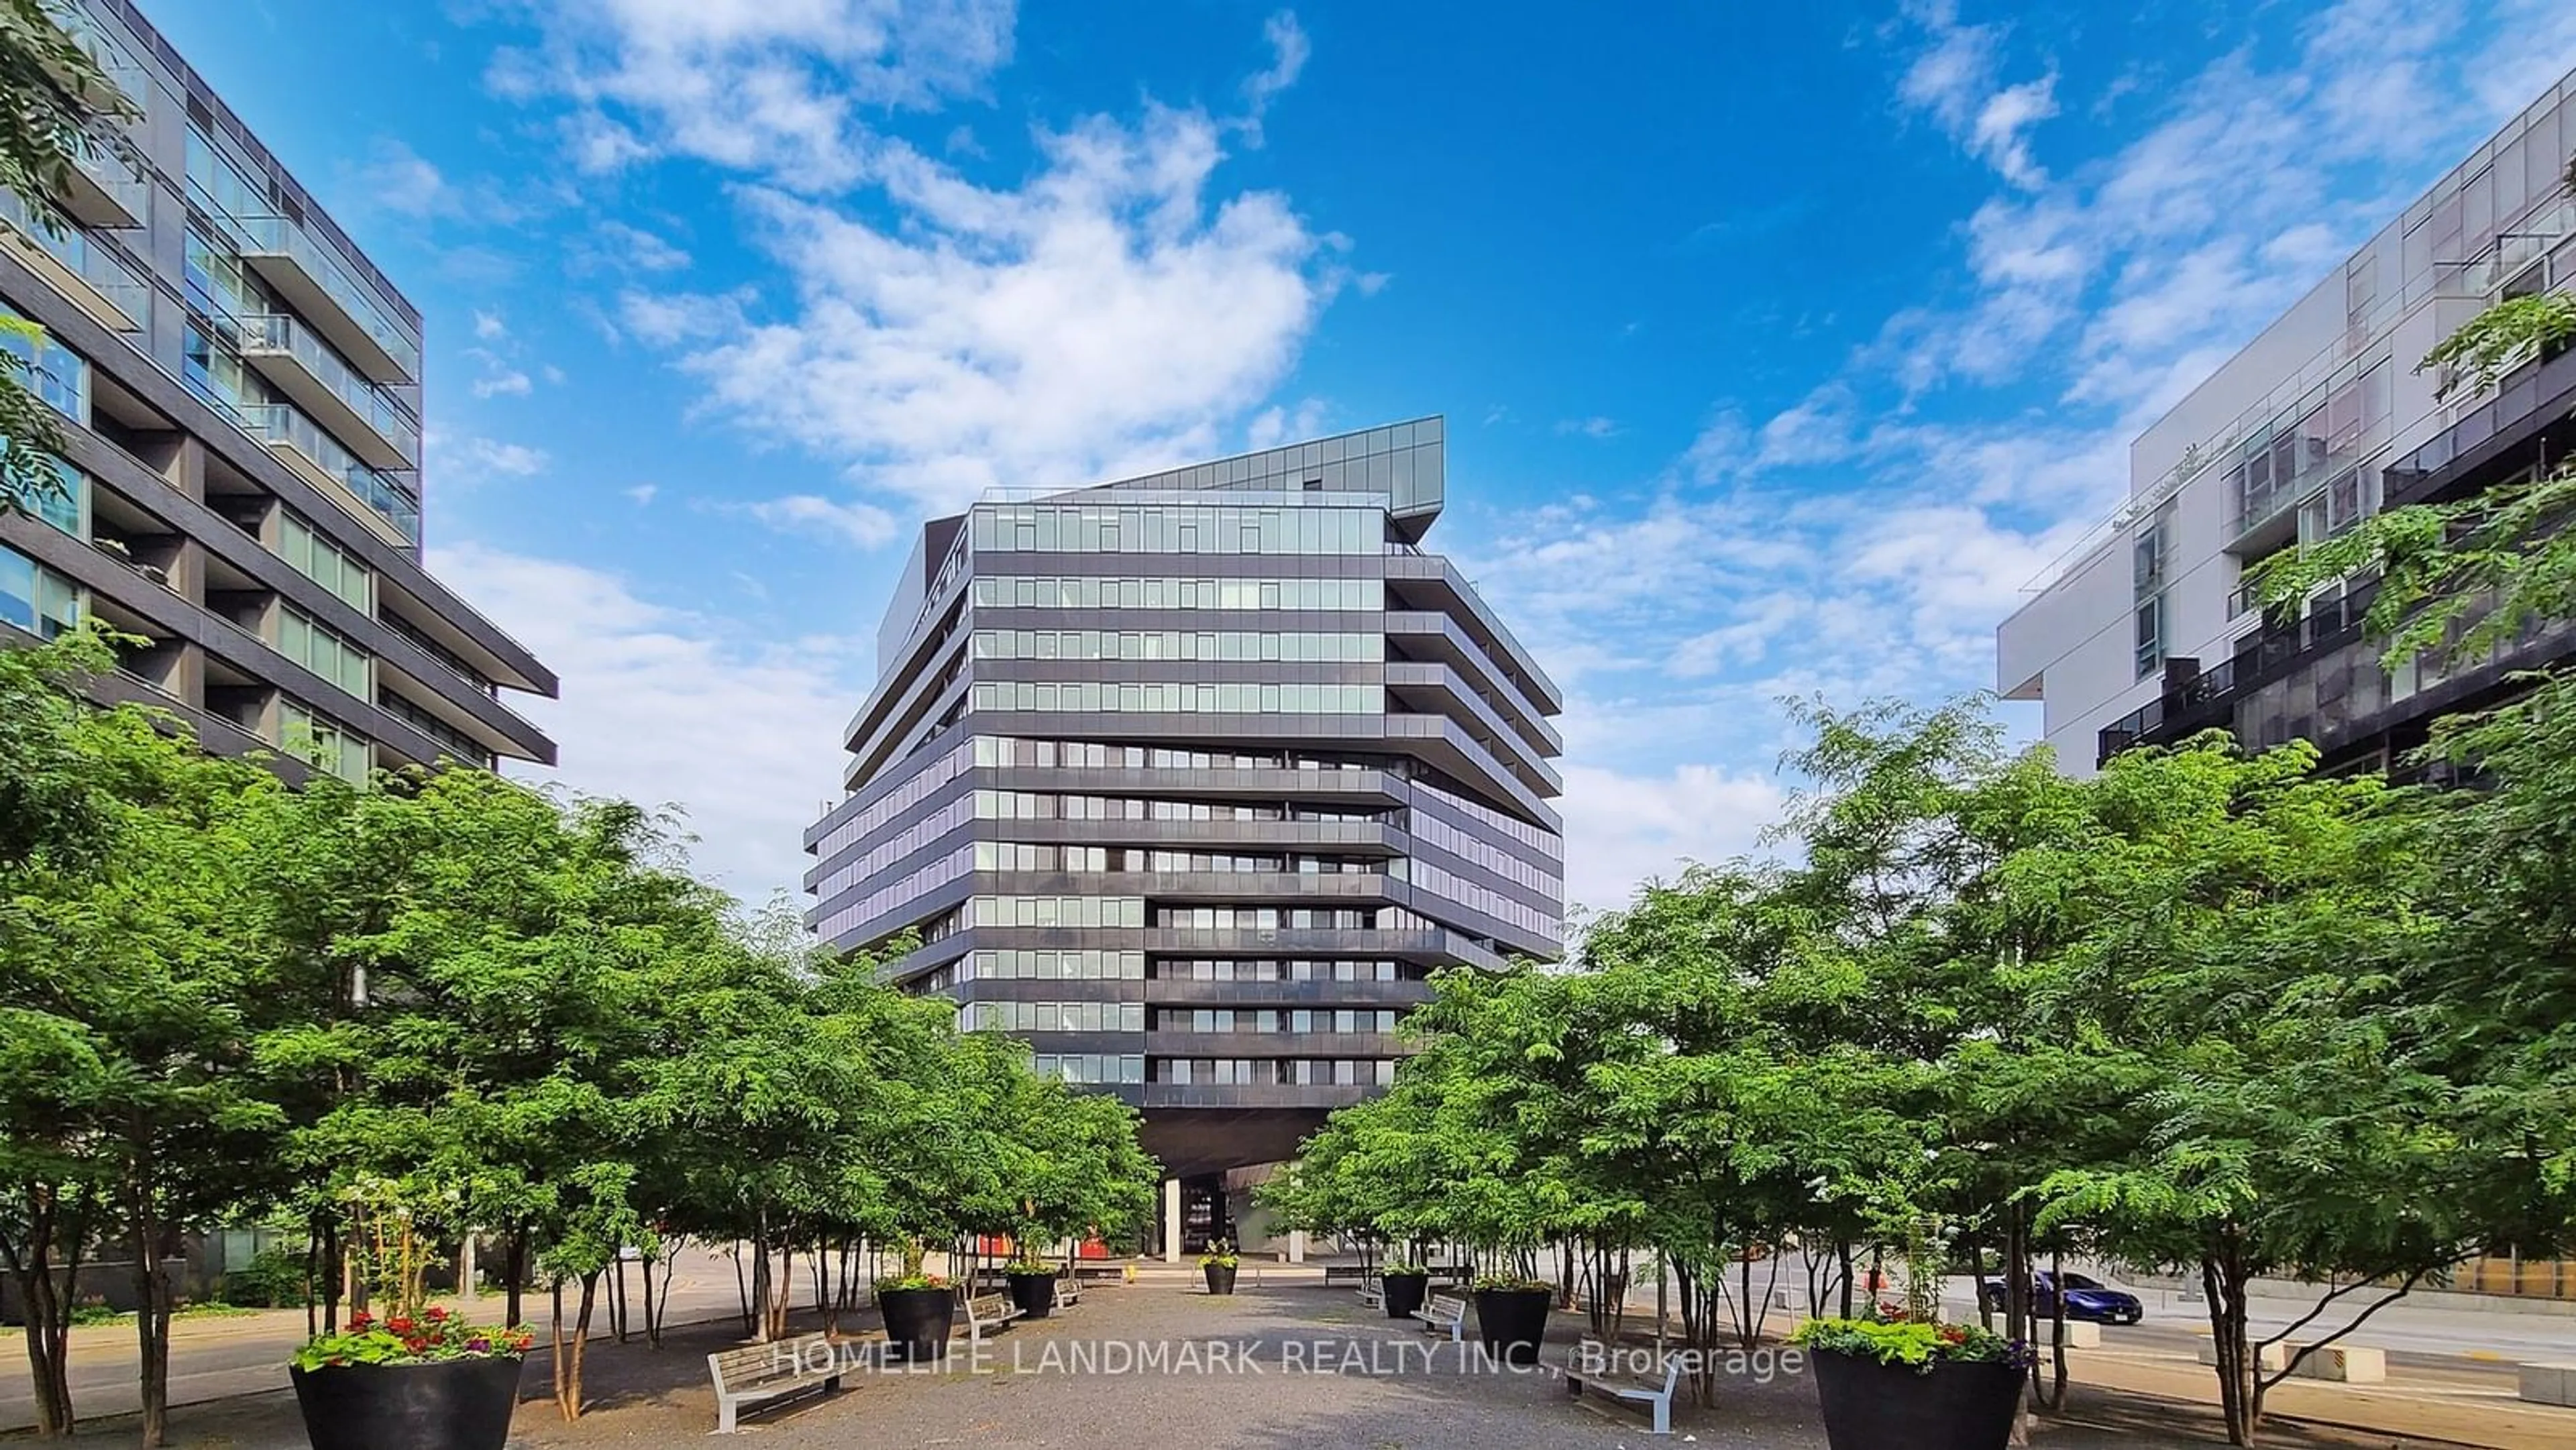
[716,1395,738,1434]
[1650,1396,1670,1436]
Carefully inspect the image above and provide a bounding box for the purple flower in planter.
[467,1337,492,1353]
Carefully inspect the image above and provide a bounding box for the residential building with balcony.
[802,418,1564,1247]
[0,0,554,781]
[1999,67,2576,779]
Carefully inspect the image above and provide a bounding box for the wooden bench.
[959,1291,1024,1344]
[1563,1341,1682,1436]
[1054,1271,1083,1308]
[1356,1274,1385,1308]
[706,1332,844,1434]
[1410,1292,1468,1341]
[1321,1264,1371,1284]
[1072,1261,1126,1283]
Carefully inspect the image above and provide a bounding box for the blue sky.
[143,0,2576,911]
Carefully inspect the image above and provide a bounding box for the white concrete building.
[2000,70,2576,775]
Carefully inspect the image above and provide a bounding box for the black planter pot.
[1203,1262,1237,1295]
[1811,1349,2021,1450]
[877,1286,957,1361]
[1472,1287,1552,1366]
[1006,1270,1058,1319]
[289,1355,523,1450]
[1382,1272,1430,1320]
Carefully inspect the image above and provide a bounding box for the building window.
[24,459,85,539]
[278,510,373,612]
[0,317,89,424]
[277,605,372,697]
[0,544,80,638]
[278,700,368,784]
[2134,595,2165,681]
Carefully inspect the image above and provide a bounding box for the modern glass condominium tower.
[803,419,1564,1188]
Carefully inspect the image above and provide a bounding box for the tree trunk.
[641,1253,661,1348]
[1,1182,87,1438]
[317,1213,342,1334]
[504,1224,530,1328]
[2039,1244,2070,1412]
[1968,1232,1996,1331]
[558,1272,600,1420]
[610,1255,629,1343]
[127,1129,170,1449]
[2201,1230,2255,1447]
[1836,1238,1855,1319]
[547,1279,566,1418]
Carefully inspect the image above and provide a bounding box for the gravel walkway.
[9,1283,2472,1449]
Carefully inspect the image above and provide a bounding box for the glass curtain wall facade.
[0,1,555,780]
[804,418,1564,1176]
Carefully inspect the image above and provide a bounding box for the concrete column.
[1288,1229,1307,1264]
[1162,1178,1182,1264]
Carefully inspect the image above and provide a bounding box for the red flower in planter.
[348,1311,374,1330]
[425,1305,449,1321]
[386,1316,415,1334]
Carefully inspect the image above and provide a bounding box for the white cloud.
[427,543,862,903]
[444,436,551,478]
[1892,1,2054,188]
[362,140,453,217]
[738,493,900,547]
[592,219,692,272]
[622,96,1341,515]
[1558,762,1788,913]
[473,309,508,340]
[496,0,1018,187]
[1237,10,1309,146]
[470,364,533,398]
[1553,416,1620,439]
[625,484,659,506]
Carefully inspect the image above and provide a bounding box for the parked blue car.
[1978,1271,2145,1324]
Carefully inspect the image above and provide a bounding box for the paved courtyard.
[9,1282,2479,1449]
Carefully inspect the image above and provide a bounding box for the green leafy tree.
[2031,740,2477,1445]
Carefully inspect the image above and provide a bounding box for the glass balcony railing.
[235,213,420,382]
[60,138,146,229]
[240,313,419,466]
[0,185,146,329]
[50,4,147,111]
[239,402,421,546]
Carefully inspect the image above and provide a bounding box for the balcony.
[57,142,146,231]
[1386,660,1563,785]
[239,403,421,548]
[0,188,144,333]
[46,5,148,115]
[237,215,419,383]
[239,314,419,469]
[2096,583,2377,766]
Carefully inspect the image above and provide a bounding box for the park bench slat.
[1410,1292,1468,1341]
[707,1331,845,1434]
[1561,1341,1682,1436]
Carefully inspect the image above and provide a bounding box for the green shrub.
[213,1245,311,1308]
[1788,1312,2029,1372]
